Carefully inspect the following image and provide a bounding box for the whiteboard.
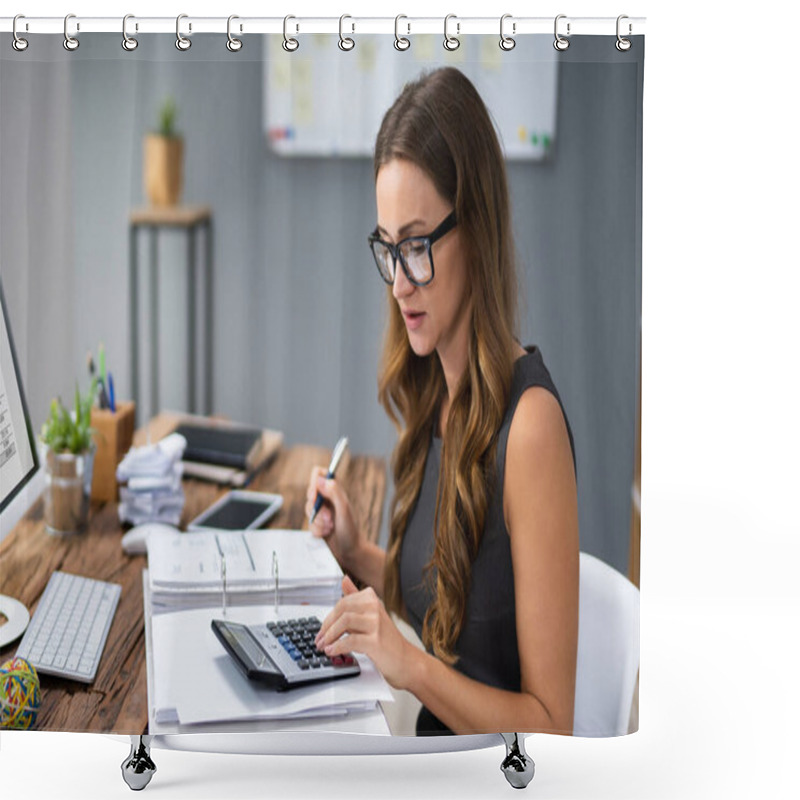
[263,35,558,160]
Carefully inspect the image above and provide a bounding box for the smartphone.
[188,490,283,531]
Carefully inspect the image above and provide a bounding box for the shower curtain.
[0,19,643,749]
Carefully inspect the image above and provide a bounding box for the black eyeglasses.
[368,211,457,287]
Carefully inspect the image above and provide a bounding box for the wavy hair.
[376,68,520,663]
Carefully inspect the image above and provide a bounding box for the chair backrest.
[573,551,640,737]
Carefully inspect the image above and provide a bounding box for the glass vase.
[42,445,95,535]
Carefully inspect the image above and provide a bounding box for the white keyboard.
[15,571,121,683]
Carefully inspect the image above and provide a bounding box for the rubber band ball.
[0,657,42,729]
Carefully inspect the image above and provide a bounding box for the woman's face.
[375,158,471,366]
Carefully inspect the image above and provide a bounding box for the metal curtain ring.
[443,14,460,51]
[553,14,570,51]
[499,14,516,51]
[338,14,355,51]
[283,15,299,52]
[12,14,29,52]
[394,15,410,51]
[176,14,191,51]
[227,15,243,52]
[616,15,632,51]
[63,13,79,51]
[122,14,138,51]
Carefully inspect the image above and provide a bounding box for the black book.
[174,423,263,470]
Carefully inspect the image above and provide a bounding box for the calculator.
[211,616,361,691]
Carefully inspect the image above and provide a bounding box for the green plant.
[40,379,98,454]
[158,96,178,138]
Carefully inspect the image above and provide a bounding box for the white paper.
[151,603,393,726]
[147,528,342,591]
[116,433,186,480]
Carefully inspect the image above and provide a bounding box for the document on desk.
[149,599,393,726]
[147,528,343,610]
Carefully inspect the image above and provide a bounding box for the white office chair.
[573,551,640,737]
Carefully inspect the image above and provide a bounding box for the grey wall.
[1,35,642,573]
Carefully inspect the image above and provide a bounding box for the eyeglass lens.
[372,239,432,285]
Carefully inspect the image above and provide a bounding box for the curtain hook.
[443,14,460,51]
[227,15,243,52]
[175,14,191,51]
[338,14,355,51]
[63,13,79,51]
[12,14,29,52]
[616,15,632,52]
[553,14,570,51]
[283,15,299,52]
[394,15,410,51]
[122,14,138,51]
[499,14,516,51]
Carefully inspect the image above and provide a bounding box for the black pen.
[309,436,349,525]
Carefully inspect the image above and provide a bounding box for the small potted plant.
[39,380,98,534]
[144,96,184,206]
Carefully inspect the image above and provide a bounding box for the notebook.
[174,422,263,470]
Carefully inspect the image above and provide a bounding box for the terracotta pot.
[144,134,184,206]
[42,446,95,535]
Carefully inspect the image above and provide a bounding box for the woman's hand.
[316,576,420,691]
[305,466,362,572]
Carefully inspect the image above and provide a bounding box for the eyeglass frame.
[368,210,458,287]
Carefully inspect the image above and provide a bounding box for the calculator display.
[220,622,273,671]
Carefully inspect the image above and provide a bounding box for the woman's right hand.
[305,466,362,571]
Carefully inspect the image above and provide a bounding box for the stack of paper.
[147,600,393,727]
[117,433,186,526]
[146,528,344,611]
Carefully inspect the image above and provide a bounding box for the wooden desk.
[0,415,386,734]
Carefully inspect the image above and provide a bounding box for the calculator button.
[331,655,344,667]
[310,658,320,668]
[298,659,309,670]
[342,655,355,667]
[321,656,331,667]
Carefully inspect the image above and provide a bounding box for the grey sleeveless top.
[398,346,576,734]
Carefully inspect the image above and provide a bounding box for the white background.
[2,1,799,798]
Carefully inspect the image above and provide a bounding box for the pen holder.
[90,401,135,503]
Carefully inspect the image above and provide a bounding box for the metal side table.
[129,205,213,422]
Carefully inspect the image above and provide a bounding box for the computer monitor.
[0,278,39,513]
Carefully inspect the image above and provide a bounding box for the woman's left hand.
[315,576,419,691]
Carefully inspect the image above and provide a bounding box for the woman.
[305,67,578,736]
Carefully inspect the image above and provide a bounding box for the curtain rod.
[0,15,646,37]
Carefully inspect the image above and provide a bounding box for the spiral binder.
[4,14,643,53]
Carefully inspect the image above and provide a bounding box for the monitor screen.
[0,279,38,513]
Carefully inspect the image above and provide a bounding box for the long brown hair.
[376,68,520,663]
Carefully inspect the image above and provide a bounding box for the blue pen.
[309,436,349,524]
[107,372,116,413]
